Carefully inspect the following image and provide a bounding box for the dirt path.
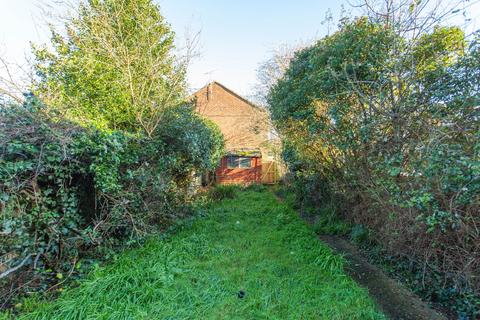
[318,234,446,320]
[281,194,447,320]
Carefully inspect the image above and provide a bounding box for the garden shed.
[192,82,282,184]
[216,150,262,184]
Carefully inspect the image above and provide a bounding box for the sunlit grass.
[16,188,385,319]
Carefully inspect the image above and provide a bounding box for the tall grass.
[14,189,385,319]
[207,184,239,201]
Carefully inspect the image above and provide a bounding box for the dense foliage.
[269,17,479,317]
[32,0,186,135]
[1,0,224,309]
[0,97,223,305]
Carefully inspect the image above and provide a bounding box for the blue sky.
[1,0,479,95]
[159,0,349,94]
[0,0,348,95]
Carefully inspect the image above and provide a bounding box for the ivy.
[268,17,479,317]
[0,98,224,306]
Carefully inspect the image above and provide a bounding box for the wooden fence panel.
[261,161,278,184]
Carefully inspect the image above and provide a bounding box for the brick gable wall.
[193,82,270,155]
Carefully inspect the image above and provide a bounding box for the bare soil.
[317,233,447,320]
[298,207,447,320]
[273,191,448,319]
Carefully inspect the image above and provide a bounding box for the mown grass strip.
[14,188,385,319]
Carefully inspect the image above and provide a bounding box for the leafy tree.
[268,4,479,316]
[33,0,186,135]
[1,0,225,307]
[0,96,224,305]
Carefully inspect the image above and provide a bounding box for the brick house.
[192,81,281,185]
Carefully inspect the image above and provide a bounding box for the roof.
[225,148,262,157]
[191,81,264,111]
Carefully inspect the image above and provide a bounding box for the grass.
[14,188,385,319]
[207,184,239,201]
[312,205,351,236]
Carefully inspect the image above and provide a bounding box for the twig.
[0,254,32,279]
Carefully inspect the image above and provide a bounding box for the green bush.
[0,0,226,311]
[0,97,224,307]
[268,17,479,317]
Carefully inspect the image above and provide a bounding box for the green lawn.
[15,187,385,319]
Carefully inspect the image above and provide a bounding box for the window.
[226,156,251,168]
[239,157,251,168]
[227,156,239,168]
